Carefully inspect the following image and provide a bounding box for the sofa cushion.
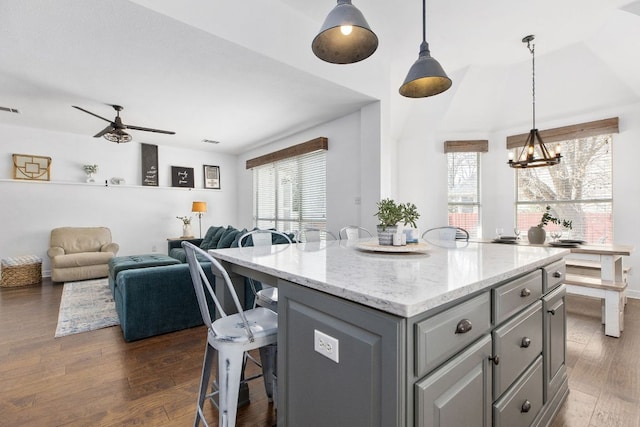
[200,226,224,250]
[51,252,114,268]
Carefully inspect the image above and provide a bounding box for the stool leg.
[195,343,215,427]
[217,346,245,427]
[259,344,277,402]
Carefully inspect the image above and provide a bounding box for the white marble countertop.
[209,240,569,318]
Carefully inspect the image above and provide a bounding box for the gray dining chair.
[182,242,278,427]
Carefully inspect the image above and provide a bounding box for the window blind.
[253,149,327,234]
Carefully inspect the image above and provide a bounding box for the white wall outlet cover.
[314,329,339,363]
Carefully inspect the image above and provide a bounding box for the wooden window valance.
[506,117,619,149]
[246,137,328,169]
[444,140,488,153]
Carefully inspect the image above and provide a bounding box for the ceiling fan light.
[399,41,452,98]
[104,129,132,144]
[312,0,378,64]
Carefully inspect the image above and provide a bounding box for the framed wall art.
[12,154,52,181]
[141,143,158,186]
[171,166,194,188]
[203,165,220,189]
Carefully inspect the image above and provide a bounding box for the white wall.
[396,102,640,297]
[0,124,237,276]
[236,107,380,235]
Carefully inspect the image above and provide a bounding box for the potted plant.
[527,205,572,244]
[374,199,420,245]
[82,164,98,183]
[401,202,420,243]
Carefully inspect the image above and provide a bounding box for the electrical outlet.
[314,329,339,363]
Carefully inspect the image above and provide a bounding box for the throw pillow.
[203,226,227,250]
[217,227,240,249]
[200,226,223,250]
[231,229,248,248]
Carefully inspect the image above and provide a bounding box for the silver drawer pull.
[521,400,532,413]
[521,337,531,348]
[455,319,473,334]
[520,288,531,297]
[553,271,563,278]
[488,355,500,365]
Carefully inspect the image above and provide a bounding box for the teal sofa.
[111,225,294,341]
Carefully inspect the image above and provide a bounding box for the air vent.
[0,106,20,114]
[202,139,221,144]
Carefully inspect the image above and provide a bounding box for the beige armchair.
[48,227,119,282]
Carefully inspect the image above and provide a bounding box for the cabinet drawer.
[543,259,566,293]
[415,292,491,378]
[493,270,542,324]
[493,356,543,427]
[492,301,543,398]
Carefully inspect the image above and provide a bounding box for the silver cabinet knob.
[521,337,531,348]
[520,288,531,297]
[553,271,563,278]
[521,400,532,413]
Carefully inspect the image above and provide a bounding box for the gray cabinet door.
[277,279,405,427]
[415,335,492,427]
[543,285,567,403]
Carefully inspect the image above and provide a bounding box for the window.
[445,140,486,238]
[514,134,613,243]
[252,148,327,235]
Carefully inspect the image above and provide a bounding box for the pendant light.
[508,35,562,168]
[399,0,451,98]
[312,0,378,64]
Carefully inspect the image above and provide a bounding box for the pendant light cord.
[526,38,536,129]
[422,0,426,43]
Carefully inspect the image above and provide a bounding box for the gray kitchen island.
[209,239,570,427]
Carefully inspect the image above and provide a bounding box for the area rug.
[54,278,120,338]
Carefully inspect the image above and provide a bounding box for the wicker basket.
[1,256,42,287]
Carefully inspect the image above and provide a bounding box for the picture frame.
[12,154,52,181]
[203,165,221,189]
[171,166,194,188]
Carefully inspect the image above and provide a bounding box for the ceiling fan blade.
[72,106,112,123]
[126,124,176,135]
[93,125,115,138]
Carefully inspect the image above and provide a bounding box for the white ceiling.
[1,0,639,153]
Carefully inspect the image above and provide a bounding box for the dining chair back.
[422,226,470,248]
[300,227,337,242]
[338,225,373,240]
[182,242,278,427]
[238,229,293,311]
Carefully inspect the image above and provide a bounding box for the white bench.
[564,257,630,338]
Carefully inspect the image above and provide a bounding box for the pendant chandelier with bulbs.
[508,35,561,168]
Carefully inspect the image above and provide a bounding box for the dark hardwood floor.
[1,279,638,426]
[0,278,275,427]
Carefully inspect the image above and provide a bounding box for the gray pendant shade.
[399,42,451,98]
[312,0,378,64]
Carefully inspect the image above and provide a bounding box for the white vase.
[85,172,95,183]
[182,223,193,238]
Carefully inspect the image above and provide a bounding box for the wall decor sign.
[12,154,51,181]
[141,143,158,186]
[203,165,221,189]
[171,166,194,188]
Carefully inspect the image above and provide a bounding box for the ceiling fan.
[72,104,175,143]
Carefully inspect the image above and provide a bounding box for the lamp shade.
[103,129,132,144]
[192,201,207,214]
[399,41,452,98]
[312,0,378,64]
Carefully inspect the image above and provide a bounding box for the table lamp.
[192,201,207,238]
